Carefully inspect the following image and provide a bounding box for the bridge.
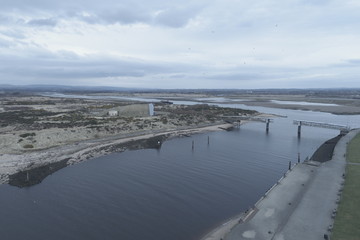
[222,116,351,136]
[293,120,350,137]
[223,116,274,132]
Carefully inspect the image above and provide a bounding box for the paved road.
[224,129,359,240]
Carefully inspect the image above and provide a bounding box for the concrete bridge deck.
[293,120,349,131]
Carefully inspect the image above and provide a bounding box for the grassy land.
[346,133,360,163]
[332,133,360,240]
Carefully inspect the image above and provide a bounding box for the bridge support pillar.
[297,122,302,138]
[266,119,270,133]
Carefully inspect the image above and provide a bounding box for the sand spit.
[237,100,360,115]
[0,123,234,186]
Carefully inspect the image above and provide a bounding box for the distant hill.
[0,84,139,93]
[0,84,359,98]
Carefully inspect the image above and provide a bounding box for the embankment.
[201,129,359,240]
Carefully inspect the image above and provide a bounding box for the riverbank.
[201,129,360,240]
[0,123,234,186]
[230,99,360,115]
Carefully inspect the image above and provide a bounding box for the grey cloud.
[56,50,80,60]
[201,65,312,83]
[168,74,187,79]
[154,6,200,28]
[16,67,147,79]
[347,59,360,65]
[0,47,198,82]
[0,0,199,28]
[0,59,146,80]
[0,34,40,49]
[75,13,100,25]
[0,29,26,39]
[201,66,298,81]
[206,72,266,81]
[65,11,148,26]
[27,18,58,26]
[0,14,10,24]
[74,5,198,28]
[0,0,79,11]
[330,59,360,68]
[0,0,166,13]
[0,0,359,88]
[0,48,359,88]
[300,0,331,5]
[0,38,13,48]
[99,7,151,25]
[0,14,26,26]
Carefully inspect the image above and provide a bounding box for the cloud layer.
[0,0,359,88]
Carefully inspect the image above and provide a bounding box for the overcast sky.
[0,0,359,89]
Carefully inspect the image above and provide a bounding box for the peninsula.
[0,92,257,186]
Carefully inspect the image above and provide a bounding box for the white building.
[108,110,118,116]
[105,104,155,117]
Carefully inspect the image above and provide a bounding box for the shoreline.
[36,92,360,115]
[0,122,235,186]
[230,101,360,115]
[199,129,360,240]
[199,213,246,240]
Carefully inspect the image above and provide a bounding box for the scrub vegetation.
[0,94,258,154]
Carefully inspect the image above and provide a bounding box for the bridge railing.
[222,116,274,123]
[293,120,350,131]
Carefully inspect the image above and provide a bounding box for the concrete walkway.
[223,129,359,240]
[347,162,360,166]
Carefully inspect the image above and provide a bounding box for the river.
[1,95,359,240]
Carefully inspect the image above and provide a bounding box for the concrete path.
[347,162,360,166]
[224,129,359,240]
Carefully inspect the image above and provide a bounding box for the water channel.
[1,95,359,240]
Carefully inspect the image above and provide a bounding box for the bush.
[161,117,168,124]
[23,144,34,149]
[20,132,36,138]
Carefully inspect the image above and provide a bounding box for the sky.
[0,0,359,89]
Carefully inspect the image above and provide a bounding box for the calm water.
[1,98,360,240]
